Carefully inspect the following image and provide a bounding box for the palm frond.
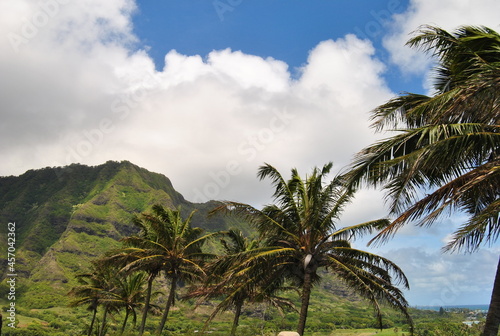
[331,219,390,242]
[444,199,500,252]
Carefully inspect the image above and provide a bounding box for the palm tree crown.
[218,163,412,335]
[347,25,500,252]
[110,204,216,335]
[345,25,500,336]
[189,228,294,336]
[107,272,148,335]
[69,261,118,336]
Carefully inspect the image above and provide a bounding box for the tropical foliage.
[187,228,295,336]
[214,163,413,335]
[345,25,500,336]
[104,204,217,335]
[106,272,148,335]
[68,261,122,336]
[4,159,494,334]
[62,164,415,335]
[347,25,500,251]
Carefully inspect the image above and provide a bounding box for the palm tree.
[69,262,117,336]
[69,276,99,336]
[104,245,161,336]
[345,25,500,336]
[218,163,412,335]
[188,229,295,336]
[107,272,148,335]
[115,204,216,336]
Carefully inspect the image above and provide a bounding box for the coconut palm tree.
[188,228,295,336]
[69,261,118,336]
[104,244,161,335]
[217,163,412,335]
[345,25,500,336]
[116,204,217,336]
[69,274,100,336]
[93,249,163,336]
[106,272,148,335]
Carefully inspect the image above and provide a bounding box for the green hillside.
[0,161,241,309]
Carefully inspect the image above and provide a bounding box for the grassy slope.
[1,292,478,336]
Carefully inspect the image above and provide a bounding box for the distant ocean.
[415,304,489,312]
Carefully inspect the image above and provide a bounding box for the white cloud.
[383,247,499,306]
[207,49,291,92]
[384,0,500,87]
[107,36,392,206]
[0,1,393,210]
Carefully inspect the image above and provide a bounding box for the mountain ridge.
[0,160,239,307]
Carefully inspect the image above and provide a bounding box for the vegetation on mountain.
[0,161,238,308]
[345,25,500,336]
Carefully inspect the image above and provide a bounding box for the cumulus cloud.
[1,0,495,216]
[0,1,393,208]
[0,0,141,165]
[384,0,500,82]
[384,247,499,306]
[102,35,392,206]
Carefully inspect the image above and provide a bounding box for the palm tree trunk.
[138,273,155,336]
[157,277,177,335]
[88,308,97,336]
[483,256,500,336]
[297,272,313,335]
[120,309,130,335]
[230,300,244,336]
[99,306,109,336]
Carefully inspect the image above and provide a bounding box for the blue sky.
[1,0,499,307]
[132,0,418,91]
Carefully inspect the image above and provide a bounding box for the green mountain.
[0,160,242,308]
